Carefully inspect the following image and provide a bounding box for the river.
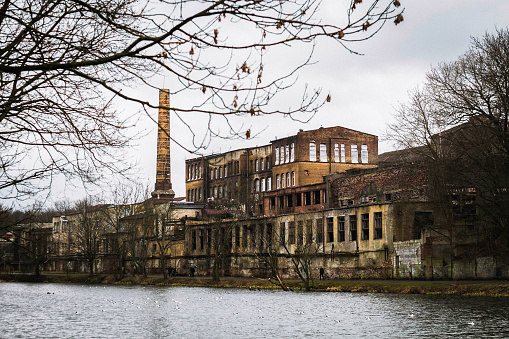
[1,282,508,338]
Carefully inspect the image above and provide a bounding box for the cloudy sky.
[46,0,509,205]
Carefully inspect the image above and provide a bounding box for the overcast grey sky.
[48,0,509,204]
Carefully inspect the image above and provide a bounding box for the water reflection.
[0,282,508,338]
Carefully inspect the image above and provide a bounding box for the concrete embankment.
[1,273,509,297]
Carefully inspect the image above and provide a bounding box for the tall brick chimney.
[152,89,175,200]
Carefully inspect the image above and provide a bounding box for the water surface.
[1,282,508,338]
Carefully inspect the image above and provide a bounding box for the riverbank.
[1,273,509,297]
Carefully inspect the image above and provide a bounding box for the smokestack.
[152,89,175,200]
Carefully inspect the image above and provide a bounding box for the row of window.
[283,213,382,245]
[276,172,295,189]
[252,156,271,172]
[189,213,383,252]
[309,143,369,164]
[253,177,272,193]
[187,163,202,181]
[187,188,202,202]
[274,143,295,165]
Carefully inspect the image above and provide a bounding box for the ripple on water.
[0,283,508,338]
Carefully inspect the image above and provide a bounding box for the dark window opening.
[374,212,382,239]
[326,217,334,243]
[296,193,302,206]
[361,213,369,240]
[269,197,276,210]
[286,195,293,207]
[297,221,303,246]
[316,219,324,244]
[313,190,321,205]
[266,223,273,248]
[338,216,346,242]
[242,225,248,248]
[288,221,295,245]
[306,220,313,244]
[280,223,286,246]
[413,211,433,239]
[349,215,357,241]
[304,192,311,206]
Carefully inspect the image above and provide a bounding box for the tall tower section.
[152,89,175,200]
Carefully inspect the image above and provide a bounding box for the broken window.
[374,212,382,239]
[306,220,313,243]
[361,145,368,163]
[255,159,259,172]
[285,145,289,164]
[413,211,433,239]
[254,179,259,192]
[269,197,276,210]
[313,190,321,204]
[309,142,316,161]
[275,147,279,165]
[316,219,324,243]
[351,145,358,163]
[280,222,286,246]
[266,157,270,169]
[260,158,264,171]
[338,216,346,242]
[266,223,273,248]
[361,213,369,240]
[290,143,295,162]
[349,215,357,241]
[192,230,197,250]
[304,191,311,205]
[235,226,240,248]
[286,195,293,207]
[297,220,304,246]
[326,217,334,243]
[242,225,248,248]
[288,221,295,245]
[320,143,327,162]
[296,193,302,206]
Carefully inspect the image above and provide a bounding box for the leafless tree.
[388,28,509,273]
[75,198,106,276]
[96,182,148,278]
[1,0,404,201]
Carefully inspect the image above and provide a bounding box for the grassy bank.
[1,273,508,297]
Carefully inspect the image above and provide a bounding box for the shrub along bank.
[1,273,508,297]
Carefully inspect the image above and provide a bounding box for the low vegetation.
[1,273,508,297]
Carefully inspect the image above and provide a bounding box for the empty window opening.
[338,216,346,242]
[350,215,357,241]
[361,213,369,240]
[374,212,382,239]
[326,217,334,243]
